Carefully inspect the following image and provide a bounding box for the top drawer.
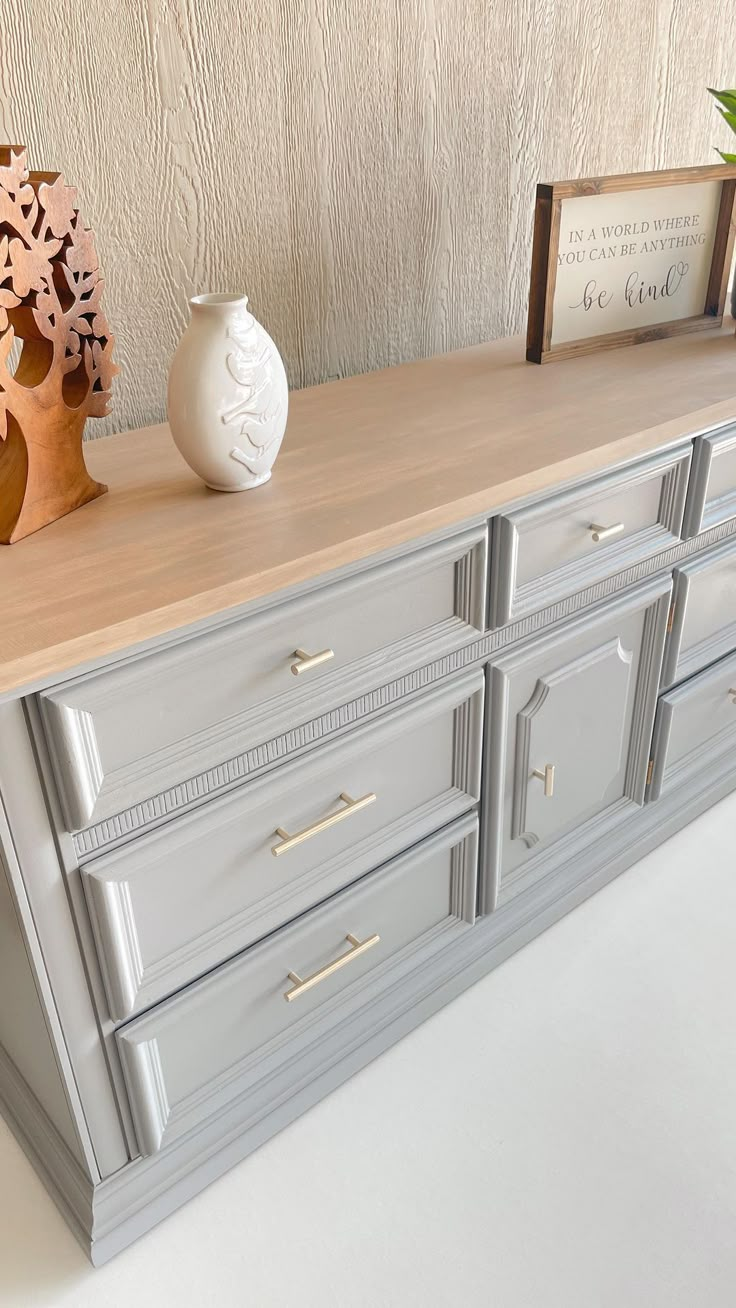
[682,423,736,538]
[490,446,690,625]
[38,526,487,831]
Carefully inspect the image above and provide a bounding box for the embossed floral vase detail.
[167,293,288,492]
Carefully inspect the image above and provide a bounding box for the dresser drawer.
[662,538,736,687]
[490,447,690,625]
[83,673,483,1021]
[649,651,736,800]
[116,814,478,1156]
[682,423,736,538]
[483,576,670,909]
[38,526,487,831]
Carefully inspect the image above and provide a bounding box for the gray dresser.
[2,331,736,1264]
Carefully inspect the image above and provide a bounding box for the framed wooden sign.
[526,164,736,364]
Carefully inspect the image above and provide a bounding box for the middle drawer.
[82,671,483,1021]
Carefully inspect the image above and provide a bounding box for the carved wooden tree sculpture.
[0,146,117,543]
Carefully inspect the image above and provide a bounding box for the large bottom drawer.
[117,815,478,1157]
[649,648,736,801]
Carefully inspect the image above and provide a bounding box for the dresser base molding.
[11,756,728,1267]
[0,1043,94,1255]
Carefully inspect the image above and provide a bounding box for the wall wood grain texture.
[0,0,732,437]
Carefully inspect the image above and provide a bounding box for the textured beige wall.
[0,0,733,436]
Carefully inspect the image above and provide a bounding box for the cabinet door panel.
[483,577,671,910]
[512,637,633,848]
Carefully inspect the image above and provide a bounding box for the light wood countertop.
[2,327,735,696]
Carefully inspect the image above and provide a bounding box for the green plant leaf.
[717,106,736,135]
[708,87,736,114]
[717,149,736,164]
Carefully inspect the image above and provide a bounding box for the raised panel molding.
[511,638,632,847]
[72,517,736,859]
[481,575,671,915]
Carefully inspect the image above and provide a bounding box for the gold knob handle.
[284,932,381,1002]
[271,791,377,857]
[532,764,555,798]
[290,647,335,676]
[589,522,625,544]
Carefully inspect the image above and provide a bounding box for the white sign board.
[551,180,722,346]
[526,165,736,364]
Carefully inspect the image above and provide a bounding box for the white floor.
[2,793,736,1308]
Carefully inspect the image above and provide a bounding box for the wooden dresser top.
[2,326,735,696]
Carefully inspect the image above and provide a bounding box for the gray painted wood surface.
[83,672,483,1020]
[0,702,130,1179]
[663,537,736,687]
[117,815,478,1156]
[650,649,736,800]
[683,423,736,538]
[490,447,690,626]
[483,576,671,909]
[39,525,486,830]
[0,850,83,1165]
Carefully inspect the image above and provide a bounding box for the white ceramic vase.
[167,293,288,491]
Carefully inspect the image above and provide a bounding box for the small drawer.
[682,423,736,538]
[38,526,487,831]
[116,814,478,1157]
[662,537,736,688]
[649,651,736,800]
[83,673,483,1021]
[490,447,690,625]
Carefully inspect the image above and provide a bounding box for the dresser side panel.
[0,842,84,1165]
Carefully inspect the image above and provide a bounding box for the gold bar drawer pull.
[589,521,625,544]
[290,647,335,676]
[532,763,555,798]
[271,791,377,857]
[284,933,381,1002]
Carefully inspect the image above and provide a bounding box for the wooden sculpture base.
[0,411,107,544]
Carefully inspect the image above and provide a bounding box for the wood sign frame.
[526,164,736,364]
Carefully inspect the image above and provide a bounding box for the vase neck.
[190,293,249,320]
